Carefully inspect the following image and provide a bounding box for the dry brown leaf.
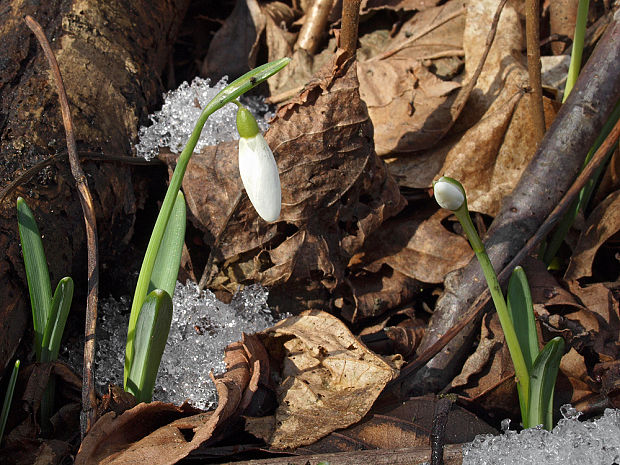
[388,0,559,216]
[1,362,81,465]
[297,395,495,454]
[593,359,620,408]
[556,348,597,407]
[246,310,399,449]
[75,335,265,464]
[565,190,620,281]
[353,209,473,284]
[341,267,420,321]
[565,281,620,361]
[170,54,405,315]
[358,0,466,155]
[202,0,266,79]
[448,312,520,421]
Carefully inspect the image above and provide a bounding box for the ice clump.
[135,77,272,160]
[92,281,283,409]
[463,406,620,465]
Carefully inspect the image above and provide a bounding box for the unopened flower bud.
[236,106,281,222]
[433,176,466,211]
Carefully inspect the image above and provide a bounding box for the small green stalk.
[434,177,530,418]
[452,203,531,411]
[0,360,20,445]
[563,0,589,102]
[124,57,290,385]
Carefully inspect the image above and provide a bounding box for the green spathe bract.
[124,58,290,391]
[433,177,565,430]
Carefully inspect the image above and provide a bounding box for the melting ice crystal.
[463,406,620,465]
[92,281,282,410]
[135,77,272,160]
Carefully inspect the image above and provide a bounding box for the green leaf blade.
[17,197,52,360]
[148,191,186,298]
[126,289,173,403]
[41,277,74,362]
[507,266,539,372]
[527,336,565,430]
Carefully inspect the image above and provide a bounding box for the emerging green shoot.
[124,58,290,390]
[433,176,565,429]
[563,0,589,102]
[0,359,20,445]
[17,197,74,429]
[125,191,185,399]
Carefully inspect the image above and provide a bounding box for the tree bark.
[0,0,190,372]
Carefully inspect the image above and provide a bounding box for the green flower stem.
[124,57,290,385]
[563,0,589,102]
[453,205,530,405]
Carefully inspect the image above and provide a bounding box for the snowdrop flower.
[236,105,281,222]
[433,176,466,211]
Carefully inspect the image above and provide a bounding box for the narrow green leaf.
[126,289,173,403]
[0,359,20,444]
[17,197,52,360]
[507,266,539,371]
[148,191,186,298]
[41,277,74,362]
[527,337,565,430]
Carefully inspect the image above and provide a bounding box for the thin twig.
[295,0,334,54]
[448,0,508,118]
[340,0,362,59]
[525,0,546,144]
[25,16,100,438]
[0,151,160,205]
[391,115,620,391]
[368,5,466,62]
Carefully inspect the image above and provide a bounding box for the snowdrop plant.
[433,176,564,430]
[124,58,290,400]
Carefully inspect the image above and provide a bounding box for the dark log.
[0,0,190,373]
[404,8,620,395]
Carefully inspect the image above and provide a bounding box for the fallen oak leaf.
[246,310,400,449]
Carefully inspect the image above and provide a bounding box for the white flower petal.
[238,134,281,222]
[434,177,465,211]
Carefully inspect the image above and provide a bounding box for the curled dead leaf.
[246,310,399,449]
[565,190,620,281]
[75,335,266,465]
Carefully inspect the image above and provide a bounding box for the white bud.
[434,176,465,211]
[238,133,281,222]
